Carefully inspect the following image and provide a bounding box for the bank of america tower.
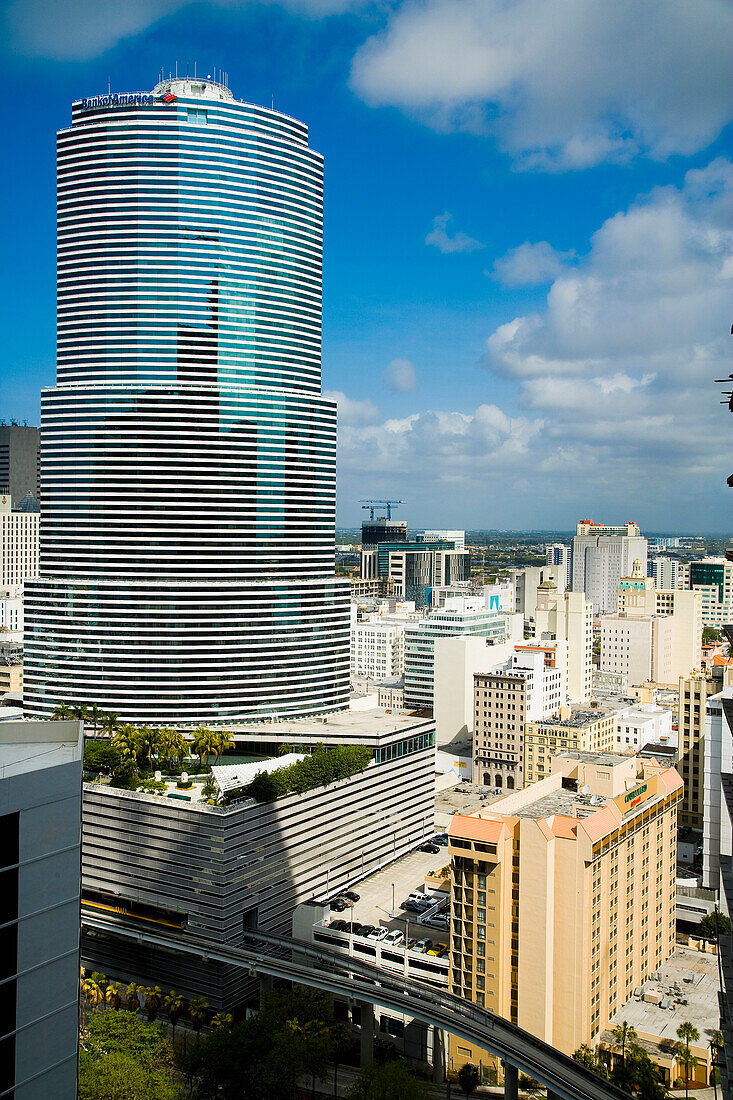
[24,76,350,723]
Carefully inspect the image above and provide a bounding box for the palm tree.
[711,1029,723,1099]
[113,724,141,759]
[136,725,161,769]
[163,989,185,1042]
[328,1021,352,1100]
[52,703,75,719]
[71,704,90,722]
[86,703,104,738]
[143,985,163,1022]
[213,730,236,763]
[611,1020,638,1076]
[192,726,219,768]
[124,982,143,1014]
[105,981,123,1011]
[676,1022,700,1098]
[82,972,106,1015]
[100,712,119,739]
[676,1044,699,1099]
[210,1011,233,1031]
[160,729,188,768]
[189,995,209,1039]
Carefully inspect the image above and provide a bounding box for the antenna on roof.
[194,60,197,78]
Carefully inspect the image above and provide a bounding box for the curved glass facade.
[24,78,350,723]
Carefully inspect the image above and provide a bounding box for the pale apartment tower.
[447,751,681,1068]
[648,555,679,591]
[572,520,647,613]
[608,560,703,685]
[545,543,571,591]
[533,579,593,704]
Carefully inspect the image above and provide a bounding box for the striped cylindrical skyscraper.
[24,76,350,723]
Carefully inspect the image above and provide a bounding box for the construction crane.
[360,499,405,521]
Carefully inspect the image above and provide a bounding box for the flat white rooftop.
[0,720,83,779]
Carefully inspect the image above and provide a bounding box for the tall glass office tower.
[24,77,350,723]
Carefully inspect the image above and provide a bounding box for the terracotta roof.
[449,814,511,845]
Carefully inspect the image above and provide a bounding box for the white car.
[384,929,404,946]
[368,926,388,941]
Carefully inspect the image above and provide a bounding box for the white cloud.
[382,358,418,393]
[492,241,574,286]
[426,212,483,254]
[323,389,379,426]
[350,0,733,168]
[3,0,368,60]
[336,160,733,527]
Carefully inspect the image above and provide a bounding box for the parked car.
[418,842,441,854]
[343,890,360,902]
[400,900,424,913]
[330,920,348,930]
[331,897,348,912]
[345,922,362,934]
[426,942,448,957]
[408,891,431,904]
[432,835,449,846]
[359,925,376,938]
[413,938,432,953]
[384,929,404,946]
[368,926,388,941]
[407,938,420,951]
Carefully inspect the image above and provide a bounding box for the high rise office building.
[24,77,349,722]
[0,425,40,502]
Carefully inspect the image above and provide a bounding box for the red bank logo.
[160,92,177,104]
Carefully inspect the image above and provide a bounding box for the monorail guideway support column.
[502,1060,518,1100]
[359,1001,374,1066]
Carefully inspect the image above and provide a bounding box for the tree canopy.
[79,1011,183,1100]
[239,744,373,803]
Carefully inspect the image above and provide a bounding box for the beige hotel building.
[447,751,682,1066]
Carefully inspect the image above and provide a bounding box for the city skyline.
[1,0,732,531]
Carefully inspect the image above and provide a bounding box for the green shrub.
[109,758,139,790]
[83,741,122,775]
[242,744,373,803]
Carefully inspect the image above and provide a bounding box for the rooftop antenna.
[175,60,178,79]
[186,62,189,78]
[194,60,197,78]
[107,76,111,94]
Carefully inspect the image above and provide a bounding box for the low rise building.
[600,948,718,1090]
[524,706,616,785]
[377,678,404,709]
[448,751,681,1064]
[614,702,674,753]
[81,710,436,1008]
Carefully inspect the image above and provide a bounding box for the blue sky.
[1,0,732,531]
